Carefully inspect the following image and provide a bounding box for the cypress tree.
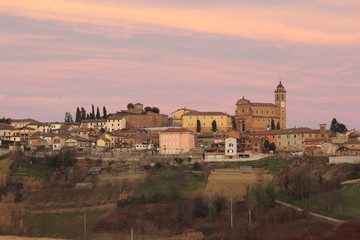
[91,104,95,119]
[276,122,281,129]
[75,107,81,122]
[271,119,275,130]
[196,119,201,133]
[96,106,101,119]
[81,107,86,120]
[211,120,217,132]
[103,106,107,119]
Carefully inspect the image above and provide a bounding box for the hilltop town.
[1,82,360,240]
[0,82,358,161]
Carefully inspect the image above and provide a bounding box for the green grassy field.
[278,183,360,220]
[133,166,207,202]
[29,210,109,239]
[206,156,293,174]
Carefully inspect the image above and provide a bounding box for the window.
[288,141,290,145]
[229,143,234,147]
[278,135,281,139]
[203,116,206,119]
[256,110,258,114]
[294,135,296,138]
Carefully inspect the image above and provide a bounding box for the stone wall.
[123,113,168,128]
[329,156,360,164]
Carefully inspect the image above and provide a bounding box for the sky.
[0,0,359,130]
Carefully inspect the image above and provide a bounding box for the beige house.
[81,119,107,129]
[70,128,93,140]
[171,108,195,126]
[65,136,90,148]
[106,115,126,132]
[11,127,37,143]
[276,124,328,152]
[10,118,39,128]
[0,123,13,143]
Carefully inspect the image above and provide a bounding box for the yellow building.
[171,108,195,126]
[276,124,328,152]
[10,119,39,128]
[235,81,287,132]
[182,111,232,132]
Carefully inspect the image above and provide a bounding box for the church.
[235,82,287,132]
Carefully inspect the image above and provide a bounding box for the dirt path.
[0,237,67,240]
[31,202,117,214]
[276,200,345,223]
[341,178,360,185]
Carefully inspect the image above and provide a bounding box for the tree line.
[64,105,108,123]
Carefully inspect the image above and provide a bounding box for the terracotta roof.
[82,119,106,123]
[11,118,39,123]
[171,108,196,114]
[71,128,92,133]
[107,115,125,120]
[250,102,278,107]
[0,123,13,130]
[66,136,89,142]
[183,111,229,116]
[161,128,194,133]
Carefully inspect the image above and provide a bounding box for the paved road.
[276,200,345,223]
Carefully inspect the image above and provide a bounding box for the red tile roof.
[161,128,194,133]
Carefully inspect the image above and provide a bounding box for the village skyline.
[1,0,359,130]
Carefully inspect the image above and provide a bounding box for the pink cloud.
[1,0,359,45]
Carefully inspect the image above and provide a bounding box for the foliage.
[269,142,276,151]
[330,118,348,133]
[96,106,101,119]
[64,111,73,122]
[127,103,135,110]
[193,162,201,171]
[211,120,217,132]
[81,107,86,120]
[271,119,275,130]
[91,104,95,119]
[0,193,27,235]
[276,122,280,129]
[102,106,107,119]
[196,119,201,133]
[152,107,160,114]
[263,139,270,151]
[0,117,11,124]
[144,106,152,112]
[232,118,237,130]
[75,107,81,122]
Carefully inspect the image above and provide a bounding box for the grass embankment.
[132,166,207,202]
[206,156,292,174]
[28,210,109,239]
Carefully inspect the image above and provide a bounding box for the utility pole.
[84,213,87,234]
[230,195,233,230]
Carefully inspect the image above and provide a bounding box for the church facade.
[235,82,287,132]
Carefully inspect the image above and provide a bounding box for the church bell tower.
[275,81,287,129]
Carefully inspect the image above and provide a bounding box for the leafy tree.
[96,106,101,119]
[75,107,81,122]
[244,186,257,224]
[152,107,160,114]
[330,118,348,133]
[127,103,134,110]
[263,139,270,150]
[208,202,217,222]
[86,113,90,119]
[102,106,107,119]
[144,106,152,112]
[64,111,73,123]
[91,104,95,119]
[80,107,86,120]
[271,119,275,130]
[276,122,281,129]
[211,120,217,132]
[269,142,276,151]
[196,119,201,132]
[0,117,11,124]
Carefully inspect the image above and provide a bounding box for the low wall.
[204,154,268,162]
[329,156,360,164]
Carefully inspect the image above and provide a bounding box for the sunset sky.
[0,0,359,130]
